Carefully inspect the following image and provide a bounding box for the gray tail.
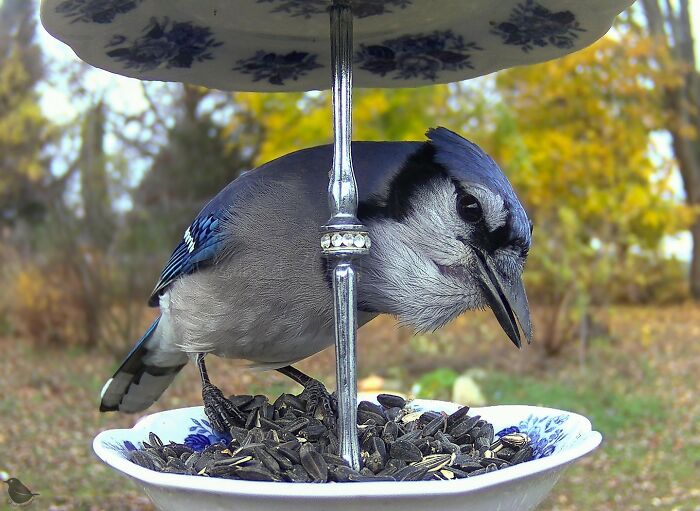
[100,316,187,413]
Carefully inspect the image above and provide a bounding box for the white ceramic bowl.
[93,400,601,511]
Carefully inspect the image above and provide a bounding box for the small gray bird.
[100,127,532,431]
[4,478,39,506]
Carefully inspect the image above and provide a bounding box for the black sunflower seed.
[328,465,361,482]
[384,406,404,422]
[357,409,386,426]
[285,464,311,483]
[300,444,328,482]
[510,445,534,464]
[394,465,428,481]
[148,432,164,449]
[396,430,421,444]
[236,466,277,482]
[348,474,397,482]
[422,414,446,437]
[304,421,327,441]
[284,417,310,434]
[390,440,423,462]
[377,394,406,409]
[496,447,517,461]
[446,406,471,427]
[480,424,495,444]
[382,421,399,444]
[266,447,295,471]
[450,415,481,438]
[254,447,281,474]
[129,450,154,470]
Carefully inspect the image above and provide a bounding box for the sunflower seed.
[501,433,531,448]
[446,406,471,427]
[413,453,452,472]
[300,444,328,482]
[149,432,164,449]
[377,394,406,409]
[510,445,534,464]
[284,417,310,434]
[382,421,399,444]
[236,466,277,482]
[254,447,281,474]
[358,409,386,426]
[450,415,481,439]
[328,465,361,482]
[390,440,423,462]
[384,407,404,422]
[394,465,428,481]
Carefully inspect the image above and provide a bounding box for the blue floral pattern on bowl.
[356,30,481,81]
[234,51,323,86]
[105,17,223,71]
[490,0,585,53]
[184,418,230,451]
[496,413,569,459]
[55,0,144,24]
[258,0,412,19]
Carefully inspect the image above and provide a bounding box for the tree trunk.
[641,0,700,297]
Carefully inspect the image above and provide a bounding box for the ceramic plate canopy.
[41,0,634,92]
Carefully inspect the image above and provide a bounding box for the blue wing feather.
[148,213,223,306]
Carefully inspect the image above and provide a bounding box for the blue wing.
[148,213,224,306]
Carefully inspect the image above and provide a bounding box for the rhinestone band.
[321,231,371,253]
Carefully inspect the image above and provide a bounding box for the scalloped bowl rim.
[94,401,601,498]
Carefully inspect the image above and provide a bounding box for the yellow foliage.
[10,263,88,346]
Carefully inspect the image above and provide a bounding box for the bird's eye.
[457,193,482,223]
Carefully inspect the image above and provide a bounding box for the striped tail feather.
[100,316,187,413]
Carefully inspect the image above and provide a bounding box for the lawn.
[1,306,699,510]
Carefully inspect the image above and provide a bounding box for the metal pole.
[320,0,367,471]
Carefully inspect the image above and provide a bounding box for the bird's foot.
[300,379,338,428]
[202,382,246,433]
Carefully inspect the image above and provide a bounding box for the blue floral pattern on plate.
[258,0,412,19]
[110,418,229,454]
[356,30,481,81]
[496,413,569,459]
[490,0,585,53]
[184,418,230,451]
[105,17,223,71]
[234,51,323,86]
[55,0,144,24]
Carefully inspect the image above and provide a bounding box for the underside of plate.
[41,0,635,91]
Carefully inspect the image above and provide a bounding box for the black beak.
[473,250,532,348]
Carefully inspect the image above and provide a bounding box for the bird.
[3,478,39,506]
[99,127,533,432]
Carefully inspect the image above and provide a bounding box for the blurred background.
[1,0,699,509]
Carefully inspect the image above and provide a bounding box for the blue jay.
[100,127,532,431]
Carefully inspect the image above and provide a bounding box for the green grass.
[479,370,669,435]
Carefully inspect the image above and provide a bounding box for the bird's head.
[358,127,532,347]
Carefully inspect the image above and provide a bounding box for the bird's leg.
[197,353,245,433]
[276,365,337,428]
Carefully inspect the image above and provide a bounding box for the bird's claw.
[300,379,337,428]
[202,382,245,433]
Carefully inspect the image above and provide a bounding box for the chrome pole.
[320,0,367,471]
